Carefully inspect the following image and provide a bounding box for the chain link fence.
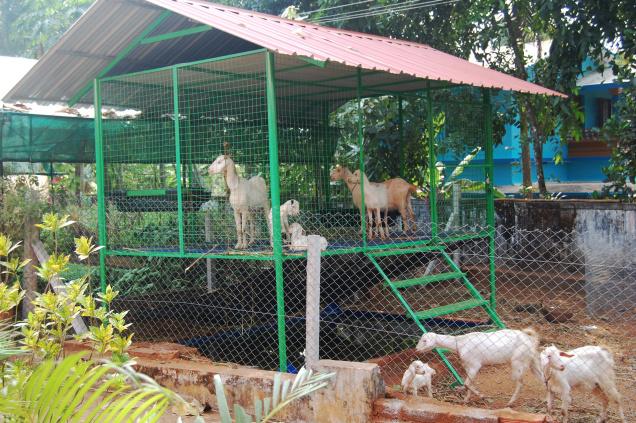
[103,221,635,419]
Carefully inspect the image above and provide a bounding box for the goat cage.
[95,49,500,381]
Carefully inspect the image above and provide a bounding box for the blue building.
[492,59,622,188]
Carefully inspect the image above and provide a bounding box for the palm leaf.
[213,366,335,423]
[1,352,178,423]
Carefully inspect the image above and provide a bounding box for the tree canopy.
[2,0,634,193]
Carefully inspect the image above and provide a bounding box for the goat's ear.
[559,352,575,358]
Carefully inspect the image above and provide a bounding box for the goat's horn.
[223,141,231,156]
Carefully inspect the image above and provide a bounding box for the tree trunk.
[22,215,38,319]
[533,136,547,196]
[75,164,82,205]
[519,108,533,197]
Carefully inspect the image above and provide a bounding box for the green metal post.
[172,67,185,255]
[357,68,367,248]
[426,83,438,239]
[321,103,331,209]
[93,79,107,293]
[398,95,405,178]
[483,89,496,310]
[265,51,288,372]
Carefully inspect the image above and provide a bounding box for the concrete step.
[374,398,547,423]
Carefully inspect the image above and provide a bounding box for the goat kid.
[416,328,541,406]
[401,360,436,398]
[540,345,626,423]
[268,199,300,246]
[288,222,328,252]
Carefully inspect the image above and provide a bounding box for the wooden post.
[22,215,37,319]
[305,235,321,369]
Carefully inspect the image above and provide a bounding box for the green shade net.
[0,111,95,163]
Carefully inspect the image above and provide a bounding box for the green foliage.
[110,257,200,297]
[0,0,94,58]
[601,78,636,202]
[0,177,47,246]
[0,351,183,422]
[212,366,334,423]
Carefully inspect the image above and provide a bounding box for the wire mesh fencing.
[106,223,635,419]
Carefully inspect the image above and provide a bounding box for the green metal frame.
[266,51,288,372]
[357,68,367,248]
[172,67,186,256]
[483,89,497,310]
[426,83,438,239]
[140,25,212,45]
[89,31,502,377]
[93,79,107,294]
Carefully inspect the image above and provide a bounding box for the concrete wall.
[495,199,636,317]
[134,358,385,423]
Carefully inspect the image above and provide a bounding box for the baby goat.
[416,328,541,406]
[288,223,328,252]
[268,199,300,246]
[540,345,626,423]
[401,360,436,398]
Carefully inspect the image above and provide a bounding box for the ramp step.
[414,299,487,320]
[367,245,444,258]
[388,271,465,289]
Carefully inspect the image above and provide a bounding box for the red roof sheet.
[145,0,565,97]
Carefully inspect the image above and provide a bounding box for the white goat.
[401,360,436,398]
[268,199,300,246]
[347,169,389,240]
[416,328,541,406]
[288,223,328,252]
[540,345,626,423]
[208,155,269,249]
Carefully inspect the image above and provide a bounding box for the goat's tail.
[521,327,539,345]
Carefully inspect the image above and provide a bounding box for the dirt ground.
[370,265,636,423]
[130,261,634,422]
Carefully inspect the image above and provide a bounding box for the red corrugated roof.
[145,0,565,97]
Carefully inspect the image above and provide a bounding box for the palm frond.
[213,366,335,423]
[1,352,180,423]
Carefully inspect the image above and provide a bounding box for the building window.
[597,98,612,127]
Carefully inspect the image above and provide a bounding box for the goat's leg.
[407,197,416,233]
[560,387,572,423]
[241,211,250,249]
[600,384,626,423]
[507,361,529,406]
[233,210,243,249]
[399,205,408,233]
[462,365,484,403]
[383,207,389,238]
[375,208,386,239]
[591,388,609,423]
[366,209,374,240]
[247,210,256,246]
[426,380,433,398]
[546,388,554,417]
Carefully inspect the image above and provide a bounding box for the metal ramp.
[365,245,505,385]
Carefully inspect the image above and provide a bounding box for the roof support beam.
[140,25,212,44]
[68,10,172,106]
[299,56,327,68]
